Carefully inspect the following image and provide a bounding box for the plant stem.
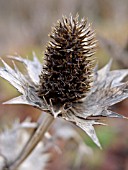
[8,112,54,170]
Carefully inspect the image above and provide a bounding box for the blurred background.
[0,0,128,169]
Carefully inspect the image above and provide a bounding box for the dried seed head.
[38,14,97,106]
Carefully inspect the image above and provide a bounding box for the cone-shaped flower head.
[0,15,128,148]
[38,15,96,106]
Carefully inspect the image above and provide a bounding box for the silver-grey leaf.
[62,112,106,148]
[101,109,127,119]
[0,59,48,111]
[76,120,102,149]
[8,52,42,84]
[0,59,28,94]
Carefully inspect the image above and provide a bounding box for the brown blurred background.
[0,0,128,56]
[0,0,128,170]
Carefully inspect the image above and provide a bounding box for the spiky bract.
[38,15,97,106]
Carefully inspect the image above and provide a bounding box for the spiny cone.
[38,14,97,106]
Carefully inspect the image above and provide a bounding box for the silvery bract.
[0,54,128,148]
[0,119,50,170]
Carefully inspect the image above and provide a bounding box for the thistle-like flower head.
[38,15,96,106]
[0,15,128,148]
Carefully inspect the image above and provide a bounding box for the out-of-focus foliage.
[0,0,128,56]
[0,119,50,170]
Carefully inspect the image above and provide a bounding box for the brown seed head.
[38,14,97,106]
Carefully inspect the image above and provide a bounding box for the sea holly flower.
[0,14,128,151]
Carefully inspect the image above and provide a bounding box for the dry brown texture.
[38,15,97,106]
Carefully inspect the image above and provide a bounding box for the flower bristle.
[38,14,97,106]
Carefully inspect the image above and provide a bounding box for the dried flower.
[38,14,96,106]
[0,119,50,170]
[0,15,128,149]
